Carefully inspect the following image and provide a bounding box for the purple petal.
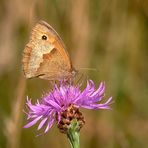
[103,97,113,105]
[46,100,61,110]
[90,82,105,98]
[44,119,55,133]
[38,118,48,130]
[24,116,42,128]
[26,100,43,112]
[81,104,111,110]
[80,97,113,109]
[57,112,61,123]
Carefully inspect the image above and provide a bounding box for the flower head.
[24,80,112,134]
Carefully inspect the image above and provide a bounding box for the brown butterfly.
[22,20,77,81]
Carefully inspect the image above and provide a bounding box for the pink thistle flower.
[24,80,112,134]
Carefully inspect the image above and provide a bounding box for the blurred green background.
[0,0,148,148]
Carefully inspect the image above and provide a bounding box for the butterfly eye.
[42,35,47,40]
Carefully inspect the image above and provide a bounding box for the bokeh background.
[0,0,148,148]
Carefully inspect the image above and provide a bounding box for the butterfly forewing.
[22,20,76,80]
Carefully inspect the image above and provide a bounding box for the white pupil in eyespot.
[42,35,47,40]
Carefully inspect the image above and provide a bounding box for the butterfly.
[22,20,77,81]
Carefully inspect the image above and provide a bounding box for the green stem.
[67,120,80,148]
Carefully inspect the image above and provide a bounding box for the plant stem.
[67,120,80,148]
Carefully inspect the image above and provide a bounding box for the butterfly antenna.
[78,67,99,72]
